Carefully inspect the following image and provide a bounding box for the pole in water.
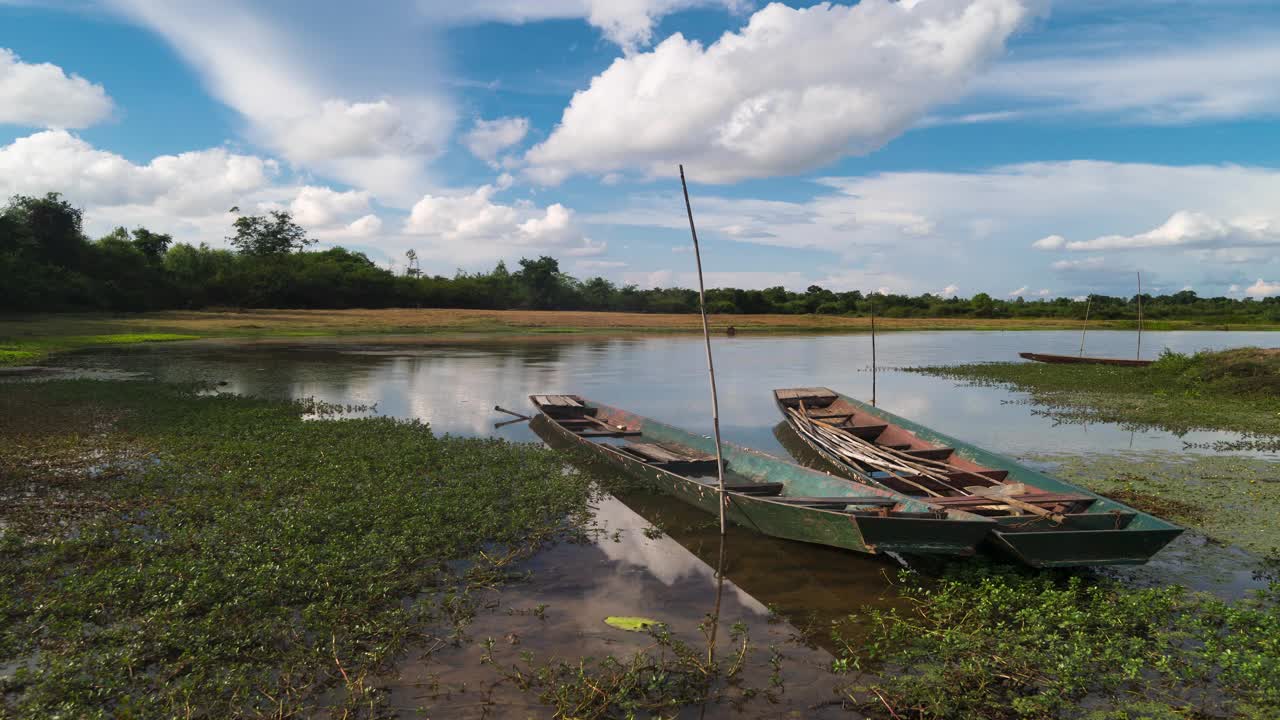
[870,295,877,407]
[1136,271,1144,361]
[680,164,728,536]
[1079,296,1091,357]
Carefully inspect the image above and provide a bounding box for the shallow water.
[58,329,1279,715]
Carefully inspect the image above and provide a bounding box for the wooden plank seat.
[841,423,888,440]
[533,394,584,407]
[808,411,854,421]
[776,388,838,406]
[929,492,1096,508]
[903,447,955,461]
[721,482,784,496]
[768,496,899,509]
[620,443,718,470]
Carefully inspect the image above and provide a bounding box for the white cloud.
[1008,286,1028,297]
[346,214,383,237]
[104,0,454,201]
[464,116,529,165]
[976,35,1280,123]
[941,284,960,297]
[0,48,114,129]
[0,130,275,217]
[1033,234,1065,250]
[1245,279,1280,298]
[525,0,1039,184]
[576,259,628,271]
[429,0,744,51]
[1035,288,1051,297]
[1052,257,1107,272]
[1063,211,1280,251]
[403,183,600,263]
[288,186,371,227]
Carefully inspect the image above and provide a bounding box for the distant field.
[1,308,1273,366]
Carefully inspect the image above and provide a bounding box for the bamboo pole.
[1079,296,1091,357]
[870,296,877,407]
[680,165,728,536]
[1136,271,1144,361]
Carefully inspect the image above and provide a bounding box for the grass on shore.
[3,308,1273,367]
[909,348,1280,451]
[0,379,595,718]
[836,563,1280,720]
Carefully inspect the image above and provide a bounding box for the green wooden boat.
[773,387,1184,567]
[530,394,994,557]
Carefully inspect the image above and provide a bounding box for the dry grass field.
[0,308,1267,366]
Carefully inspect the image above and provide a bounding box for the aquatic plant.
[0,379,595,717]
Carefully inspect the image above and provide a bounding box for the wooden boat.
[772,387,1183,567]
[1019,352,1153,367]
[530,394,994,557]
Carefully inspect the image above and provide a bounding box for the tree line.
[3,192,1279,322]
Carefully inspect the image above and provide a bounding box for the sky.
[3,0,1280,299]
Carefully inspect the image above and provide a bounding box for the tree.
[515,256,565,309]
[228,210,314,255]
[3,193,84,267]
[404,249,421,277]
[132,227,173,261]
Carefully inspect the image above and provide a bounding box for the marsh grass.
[909,348,1280,451]
[0,332,198,367]
[836,564,1280,720]
[0,380,595,718]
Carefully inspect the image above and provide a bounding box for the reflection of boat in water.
[1018,352,1153,367]
[528,415,912,648]
[530,394,994,558]
[773,387,1183,567]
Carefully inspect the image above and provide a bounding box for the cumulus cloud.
[1062,211,1280,251]
[288,186,371,227]
[1033,234,1065,250]
[941,284,960,297]
[1246,279,1280,298]
[0,130,274,216]
[403,183,601,263]
[430,0,744,51]
[464,116,529,164]
[525,0,1039,184]
[1008,286,1029,297]
[0,48,114,129]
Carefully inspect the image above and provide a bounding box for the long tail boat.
[1019,352,1153,367]
[772,387,1183,567]
[530,394,994,557]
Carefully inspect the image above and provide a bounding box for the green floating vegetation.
[909,348,1280,451]
[0,332,198,367]
[1026,452,1280,555]
[0,379,594,718]
[836,564,1280,720]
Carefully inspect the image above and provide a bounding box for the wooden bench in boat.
[620,443,717,469]
[929,492,1097,514]
[776,388,838,406]
[533,394,584,407]
[902,447,955,461]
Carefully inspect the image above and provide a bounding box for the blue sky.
[3,0,1280,299]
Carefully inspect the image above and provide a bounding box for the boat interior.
[532,394,950,518]
[775,387,1136,526]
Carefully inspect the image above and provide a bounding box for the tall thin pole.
[1136,272,1143,361]
[680,165,727,536]
[1078,296,1091,357]
[870,296,877,407]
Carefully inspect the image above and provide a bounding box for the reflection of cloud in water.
[589,495,767,615]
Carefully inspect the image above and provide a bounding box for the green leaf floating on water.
[604,616,662,632]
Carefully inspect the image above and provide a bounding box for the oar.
[494,405,532,421]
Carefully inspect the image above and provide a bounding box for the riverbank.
[4,308,1275,366]
[910,348,1280,451]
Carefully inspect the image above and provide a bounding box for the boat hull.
[1019,352,1153,367]
[773,390,1183,567]
[531,401,993,557]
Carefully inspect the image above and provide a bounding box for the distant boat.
[772,387,1182,567]
[1018,352,1153,368]
[529,393,994,557]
